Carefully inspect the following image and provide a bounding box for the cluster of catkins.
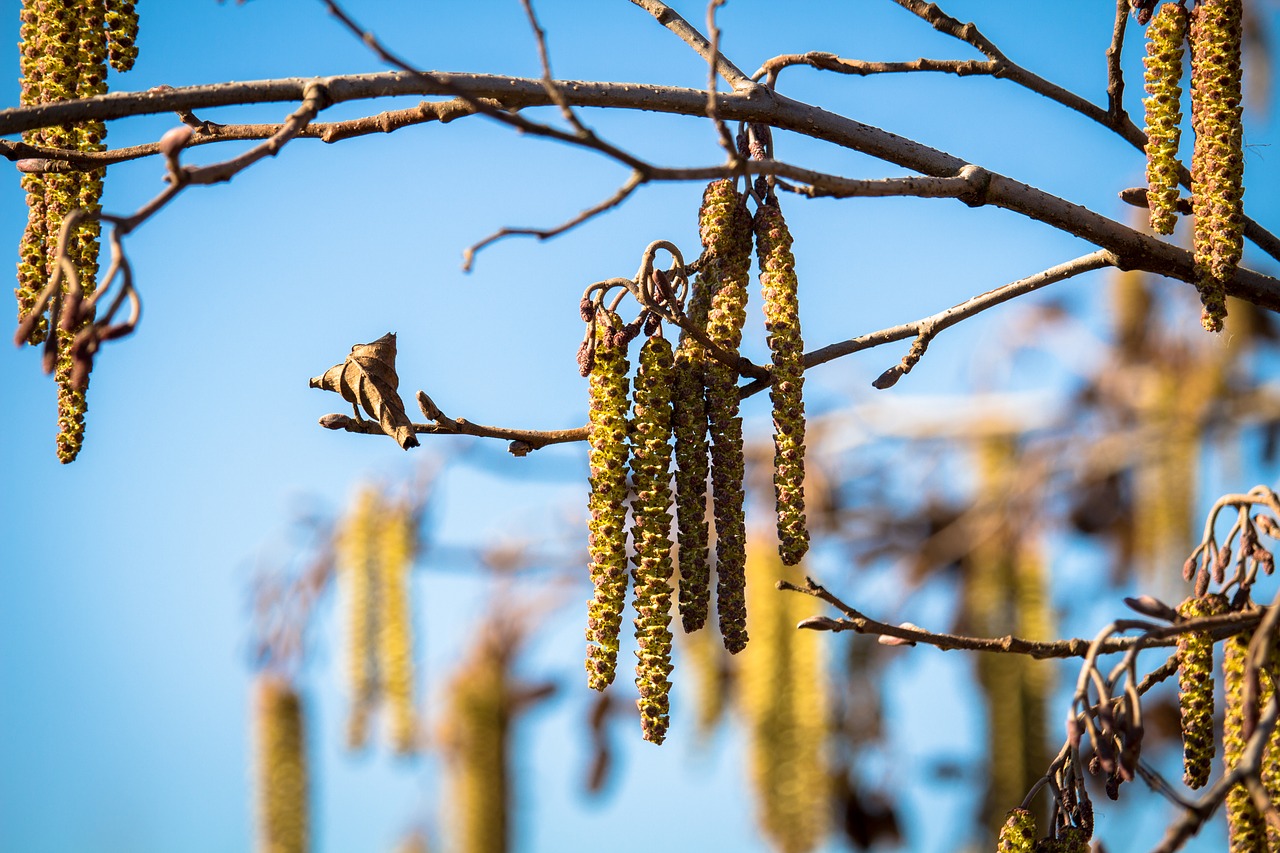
[1141,0,1244,332]
[334,486,420,755]
[15,0,138,462]
[1172,590,1280,851]
[580,179,809,743]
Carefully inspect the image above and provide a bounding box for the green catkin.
[255,676,310,853]
[1223,632,1267,852]
[699,179,753,654]
[673,275,712,633]
[629,335,677,743]
[16,4,48,344]
[1190,0,1244,332]
[996,808,1035,853]
[754,201,809,566]
[1143,2,1189,235]
[1176,593,1227,789]
[585,310,632,690]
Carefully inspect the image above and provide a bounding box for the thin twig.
[1106,0,1131,125]
[627,0,753,89]
[519,0,592,136]
[781,574,1265,660]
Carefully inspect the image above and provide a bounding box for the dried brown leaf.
[309,332,420,450]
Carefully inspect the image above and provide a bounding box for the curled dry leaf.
[309,332,420,450]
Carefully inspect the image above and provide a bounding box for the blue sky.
[3,2,1280,852]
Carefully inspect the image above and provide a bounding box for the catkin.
[699,180,753,654]
[1190,0,1245,332]
[335,487,380,749]
[629,335,677,743]
[754,201,809,566]
[673,275,712,633]
[443,637,510,853]
[1223,632,1266,852]
[740,537,827,853]
[1176,593,1227,789]
[996,808,1035,853]
[105,0,139,71]
[16,0,130,462]
[254,675,310,853]
[1143,1,1189,235]
[379,499,419,754]
[585,309,632,690]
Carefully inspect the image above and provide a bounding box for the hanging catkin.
[1189,0,1245,332]
[754,200,809,566]
[443,637,510,853]
[254,675,310,853]
[672,274,712,633]
[739,537,828,853]
[629,334,677,743]
[378,499,419,754]
[585,309,632,690]
[996,808,1036,853]
[699,180,753,654]
[1223,632,1266,852]
[1175,593,1226,789]
[1143,1,1189,235]
[335,486,380,749]
[16,0,132,462]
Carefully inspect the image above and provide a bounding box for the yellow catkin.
[105,0,139,71]
[1189,0,1245,332]
[16,0,130,461]
[585,309,631,689]
[965,438,1053,838]
[1176,593,1228,789]
[673,274,712,633]
[678,616,729,740]
[335,486,380,750]
[739,536,827,853]
[1143,1,1189,235]
[754,201,809,566]
[699,179,753,654]
[996,807,1036,853]
[378,499,419,754]
[629,335,677,743]
[442,636,510,853]
[254,675,310,853]
[1223,633,1266,852]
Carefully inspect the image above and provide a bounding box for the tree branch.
[627,0,753,90]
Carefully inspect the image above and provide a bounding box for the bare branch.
[1106,0,1131,125]
[462,172,646,272]
[740,250,1119,397]
[627,0,752,90]
[318,396,589,457]
[756,51,998,83]
[518,0,591,136]
[780,574,1265,660]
